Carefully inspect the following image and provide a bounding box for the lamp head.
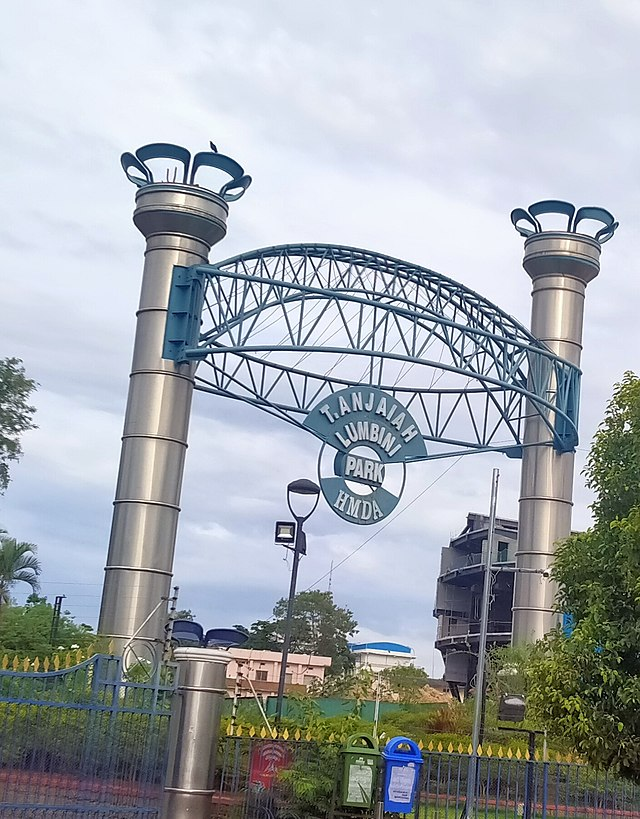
[286,478,321,522]
[287,478,321,496]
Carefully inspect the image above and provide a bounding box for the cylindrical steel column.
[511,207,615,643]
[99,181,229,662]
[162,647,231,819]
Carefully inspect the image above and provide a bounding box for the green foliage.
[0,357,37,493]
[308,666,375,698]
[276,708,365,818]
[0,533,41,607]
[244,591,358,676]
[278,741,340,817]
[423,702,471,734]
[311,663,430,704]
[172,609,195,621]
[0,595,94,657]
[526,373,640,782]
[486,644,534,700]
[380,664,430,703]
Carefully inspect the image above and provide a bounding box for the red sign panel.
[249,742,293,789]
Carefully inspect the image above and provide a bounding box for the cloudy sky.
[1,1,638,673]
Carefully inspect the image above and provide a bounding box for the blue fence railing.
[2,661,639,819]
[212,736,640,819]
[0,654,175,818]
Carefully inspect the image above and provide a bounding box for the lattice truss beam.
[163,244,580,460]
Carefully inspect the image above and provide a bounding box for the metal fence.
[0,653,175,818]
[212,736,640,819]
[2,659,639,819]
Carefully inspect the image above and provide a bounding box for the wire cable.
[305,454,464,590]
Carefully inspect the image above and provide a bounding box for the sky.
[1,0,639,675]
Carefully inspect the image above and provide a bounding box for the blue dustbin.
[382,736,423,813]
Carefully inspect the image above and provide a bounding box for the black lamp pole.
[275,479,320,723]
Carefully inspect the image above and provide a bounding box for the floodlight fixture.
[275,520,297,548]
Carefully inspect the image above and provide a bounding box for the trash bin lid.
[382,736,423,762]
[342,733,380,755]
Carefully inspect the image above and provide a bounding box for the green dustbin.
[340,733,380,809]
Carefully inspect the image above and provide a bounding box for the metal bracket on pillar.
[163,265,209,362]
[553,364,581,453]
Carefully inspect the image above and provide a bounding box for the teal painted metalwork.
[511,200,618,243]
[0,654,176,817]
[163,244,582,458]
[121,141,252,201]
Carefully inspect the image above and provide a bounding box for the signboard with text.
[304,387,426,524]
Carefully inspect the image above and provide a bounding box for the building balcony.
[436,552,515,585]
[435,619,512,649]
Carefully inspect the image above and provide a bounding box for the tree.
[173,609,195,621]
[0,358,37,492]
[527,373,640,782]
[308,666,375,698]
[380,664,430,704]
[0,533,41,607]
[244,590,358,676]
[0,594,94,656]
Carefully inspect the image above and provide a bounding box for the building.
[225,648,332,697]
[350,641,416,672]
[433,512,518,699]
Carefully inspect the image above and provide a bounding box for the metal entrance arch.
[99,142,618,663]
[164,243,580,460]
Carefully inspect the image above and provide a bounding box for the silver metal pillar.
[162,647,231,819]
[99,179,229,663]
[511,203,616,643]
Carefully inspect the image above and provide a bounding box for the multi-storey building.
[350,641,416,672]
[225,648,332,697]
[433,512,518,699]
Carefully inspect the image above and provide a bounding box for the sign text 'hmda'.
[334,489,384,522]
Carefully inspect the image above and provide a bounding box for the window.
[304,674,316,685]
[255,670,268,682]
[497,541,509,563]
[285,673,293,684]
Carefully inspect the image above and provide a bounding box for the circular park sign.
[303,387,426,524]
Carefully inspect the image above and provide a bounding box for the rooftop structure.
[350,641,416,672]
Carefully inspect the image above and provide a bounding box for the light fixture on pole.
[274,478,321,723]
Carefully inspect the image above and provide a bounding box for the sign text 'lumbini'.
[316,391,420,458]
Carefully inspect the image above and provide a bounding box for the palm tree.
[0,532,41,607]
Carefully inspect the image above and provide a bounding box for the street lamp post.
[274,479,321,723]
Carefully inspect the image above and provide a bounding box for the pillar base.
[162,790,212,819]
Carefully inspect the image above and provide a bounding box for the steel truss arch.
[163,243,580,460]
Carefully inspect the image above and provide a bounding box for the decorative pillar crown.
[510,200,618,243]
[510,200,618,283]
[121,141,252,202]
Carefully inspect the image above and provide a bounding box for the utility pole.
[50,595,66,644]
[464,468,499,819]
